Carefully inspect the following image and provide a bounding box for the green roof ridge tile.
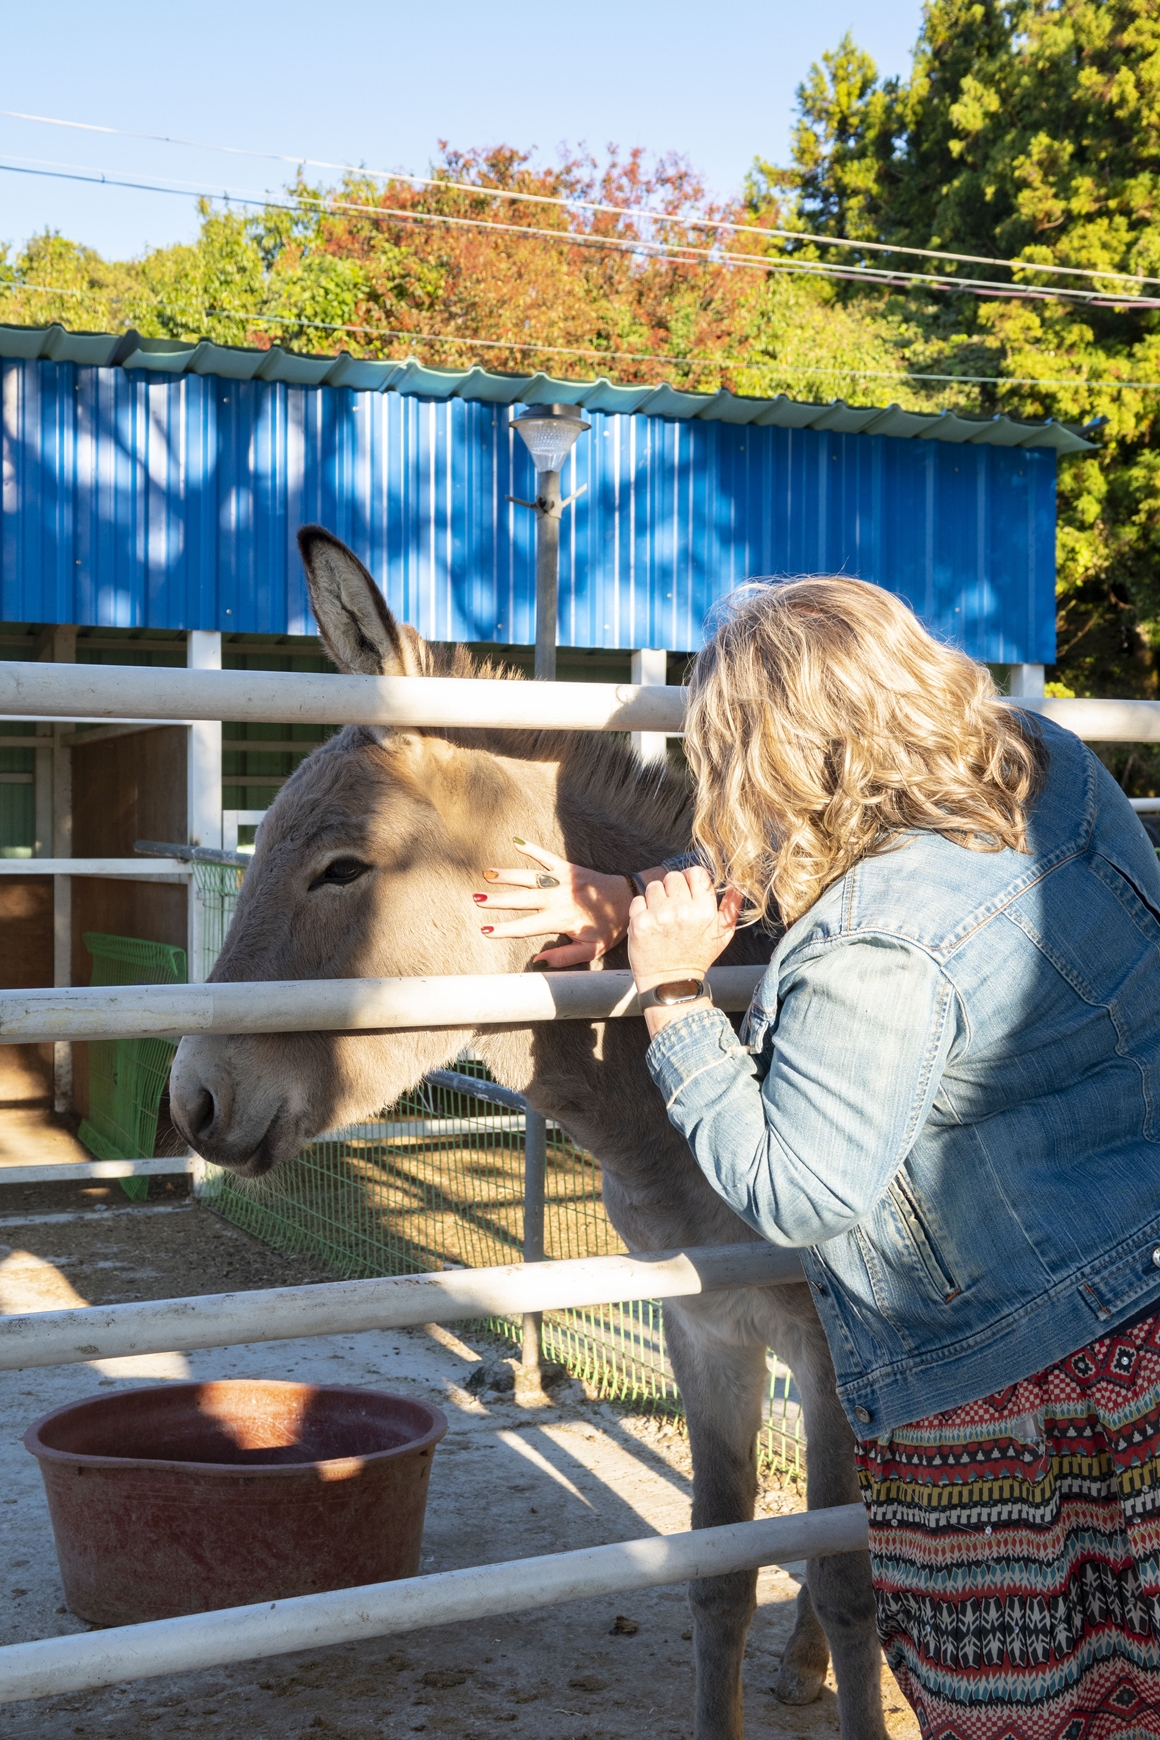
[0,322,1097,453]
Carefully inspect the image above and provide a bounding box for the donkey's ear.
[298,526,429,677]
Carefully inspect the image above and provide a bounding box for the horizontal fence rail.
[0,1243,806,1371]
[424,1067,530,1112]
[0,859,192,879]
[0,1157,195,1186]
[1016,696,1160,741]
[0,663,687,734]
[2,660,1159,740]
[0,1505,868,1703]
[0,966,764,1045]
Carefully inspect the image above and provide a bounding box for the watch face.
[656,978,703,1005]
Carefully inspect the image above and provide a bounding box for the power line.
[224,310,726,369]
[231,313,1160,390]
[0,280,89,297]
[2,105,1157,294]
[3,154,1157,315]
[1,283,1153,391]
[0,151,1151,314]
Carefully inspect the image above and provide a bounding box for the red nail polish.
[472,893,486,903]
[480,925,494,934]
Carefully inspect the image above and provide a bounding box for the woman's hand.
[474,838,642,968]
[629,867,743,1034]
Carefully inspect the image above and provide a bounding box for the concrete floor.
[0,1168,918,1740]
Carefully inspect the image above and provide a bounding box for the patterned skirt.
[855,1311,1160,1739]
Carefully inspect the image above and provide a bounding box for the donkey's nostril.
[188,1088,217,1142]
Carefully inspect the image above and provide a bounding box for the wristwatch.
[637,977,712,1011]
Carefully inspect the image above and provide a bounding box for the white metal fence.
[4,658,1160,739]
[0,966,765,1044]
[0,659,1151,1703]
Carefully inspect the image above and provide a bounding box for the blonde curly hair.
[684,577,1047,929]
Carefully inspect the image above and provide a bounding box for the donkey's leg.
[663,1303,767,1740]
[785,1330,889,1740]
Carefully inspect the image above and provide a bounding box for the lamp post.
[509,403,589,1398]
[510,403,590,681]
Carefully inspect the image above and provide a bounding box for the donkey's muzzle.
[169,1035,307,1176]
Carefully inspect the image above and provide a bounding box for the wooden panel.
[71,725,187,856]
[69,728,189,1121]
[0,874,52,987]
[0,874,53,1103]
[0,1044,54,1105]
[70,880,188,981]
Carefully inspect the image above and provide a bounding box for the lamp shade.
[511,403,591,473]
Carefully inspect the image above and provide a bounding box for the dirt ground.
[0,1174,919,1740]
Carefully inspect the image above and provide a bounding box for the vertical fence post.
[187,632,223,985]
[524,440,554,1383]
[630,649,669,764]
[509,405,589,1396]
[1009,663,1046,698]
[521,1109,548,1381]
[48,627,75,1114]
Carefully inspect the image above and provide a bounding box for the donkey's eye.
[310,858,371,890]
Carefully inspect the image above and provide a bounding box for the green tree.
[790,32,902,245]
[784,0,1160,703]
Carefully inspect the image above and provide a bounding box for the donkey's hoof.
[773,1653,827,1705]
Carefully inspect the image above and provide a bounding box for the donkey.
[169,527,887,1740]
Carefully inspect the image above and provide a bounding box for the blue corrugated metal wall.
[0,358,1057,661]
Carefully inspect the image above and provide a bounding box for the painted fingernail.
[483,868,499,881]
[512,836,526,846]
[536,874,560,889]
[472,893,487,904]
[480,925,494,934]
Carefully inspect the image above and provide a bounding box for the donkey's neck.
[455,726,694,877]
[412,646,763,1251]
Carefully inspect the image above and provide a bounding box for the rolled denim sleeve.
[658,849,705,875]
[645,935,959,1247]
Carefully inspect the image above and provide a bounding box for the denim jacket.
[647,717,1160,1439]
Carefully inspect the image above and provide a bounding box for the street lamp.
[510,403,590,681]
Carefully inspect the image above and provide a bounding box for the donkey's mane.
[415,639,694,849]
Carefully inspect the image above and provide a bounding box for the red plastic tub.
[25,1380,447,1625]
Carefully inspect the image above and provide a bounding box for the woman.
[477,577,1160,1735]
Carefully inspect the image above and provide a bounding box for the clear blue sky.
[1,1,924,263]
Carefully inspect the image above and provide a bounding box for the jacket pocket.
[888,1177,962,1303]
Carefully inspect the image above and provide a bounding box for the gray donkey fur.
[169,527,888,1740]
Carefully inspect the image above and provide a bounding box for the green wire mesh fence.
[194,859,247,979]
[77,932,188,1202]
[191,862,803,1473]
